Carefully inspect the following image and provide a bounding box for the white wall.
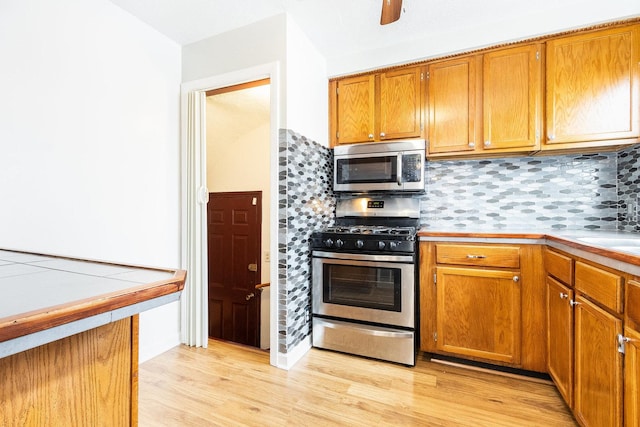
[182,14,287,130]
[0,0,182,362]
[328,0,640,76]
[285,16,329,147]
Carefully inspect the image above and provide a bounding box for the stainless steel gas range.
[311,197,419,366]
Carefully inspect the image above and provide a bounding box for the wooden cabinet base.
[0,316,139,427]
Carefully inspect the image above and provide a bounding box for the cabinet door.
[625,326,640,427]
[379,67,422,140]
[546,25,640,145]
[335,75,375,144]
[546,277,574,407]
[427,56,481,154]
[574,295,623,427]
[435,266,521,364]
[483,44,542,151]
[419,242,437,353]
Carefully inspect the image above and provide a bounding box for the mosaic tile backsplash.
[276,139,640,357]
[421,153,620,230]
[278,129,334,354]
[617,144,640,232]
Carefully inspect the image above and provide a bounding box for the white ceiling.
[206,84,270,142]
[109,0,638,74]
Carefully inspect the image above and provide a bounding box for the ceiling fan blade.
[380,0,403,25]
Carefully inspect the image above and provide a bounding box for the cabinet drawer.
[575,261,623,313]
[544,248,573,285]
[435,244,520,268]
[627,280,640,329]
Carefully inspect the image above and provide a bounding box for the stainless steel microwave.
[333,139,425,193]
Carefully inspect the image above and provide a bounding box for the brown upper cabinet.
[545,24,640,150]
[426,43,543,157]
[328,20,640,158]
[483,44,543,152]
[426,55,481,155]
[330,66,424,145]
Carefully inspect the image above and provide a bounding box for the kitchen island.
[0,249,186,427]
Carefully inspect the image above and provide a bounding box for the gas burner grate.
[322,225,416,236]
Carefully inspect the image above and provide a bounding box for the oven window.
[335,156,397,184]
[323,264,401,312]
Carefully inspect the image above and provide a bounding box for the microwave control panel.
[402,154,422,182]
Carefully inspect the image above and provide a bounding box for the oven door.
[312,251,415,328]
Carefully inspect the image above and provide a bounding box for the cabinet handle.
[618,334,631,354]
[559,292,569,299]
[484,140,491,147]
[548,134,555,140]
[466,254,486,259]
[380,132,386,138]
[368,133,374,139]
[570,300,580,307]
[468,142,475,148]
[513,276,519,283]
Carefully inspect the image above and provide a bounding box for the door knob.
[246,292,255,301]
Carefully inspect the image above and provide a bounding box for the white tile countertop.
[0,249,186,358]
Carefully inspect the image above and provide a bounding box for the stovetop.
[322,225,416,236]
[312,196,420,254]
[311,224,417,253]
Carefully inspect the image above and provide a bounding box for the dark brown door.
[207,191,261,346]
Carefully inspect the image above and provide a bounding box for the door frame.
[180,62,281,367]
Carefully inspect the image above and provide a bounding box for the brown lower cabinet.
[624,327,640,427]
[573,295,623,427]
[545,248,638,427]
[625,280,640,427]
[422,241,640,426]
[546,276,574,407]
[420,242,546,372]
[435,266,521,365]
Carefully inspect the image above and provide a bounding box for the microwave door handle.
[397,154,402,187]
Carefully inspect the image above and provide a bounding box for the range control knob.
[324,238,333,248]
[335,239,344,249]
[378,241,386,250]
[389,241,398,250]
[355,239,364,249]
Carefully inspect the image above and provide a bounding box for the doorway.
[205,79,271,349]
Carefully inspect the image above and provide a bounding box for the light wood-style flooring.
[138,339,577,426]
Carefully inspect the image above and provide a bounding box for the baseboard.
[277,335,312,370]
[428,354,553,385]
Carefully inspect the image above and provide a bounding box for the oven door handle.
[321,319,414,339]
[312,250,414,263]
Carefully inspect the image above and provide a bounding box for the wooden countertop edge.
[418,231,547,239]
[419,231,640,267]
[0,269,186,343]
